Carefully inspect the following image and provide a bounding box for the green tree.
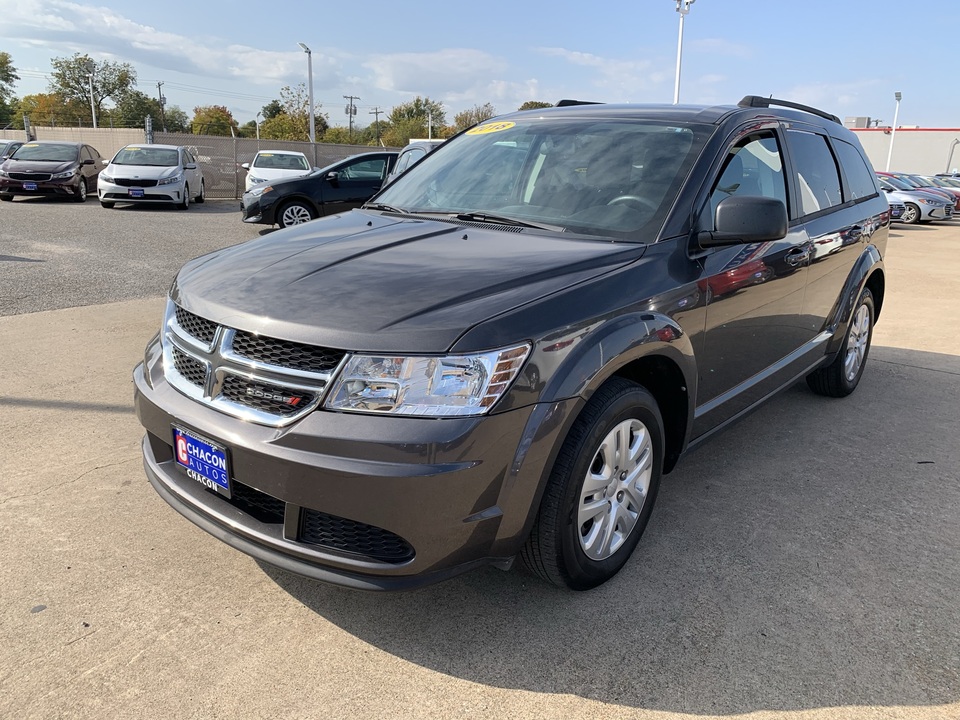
[19,92,89,126]
[164,106,189,133]
[388,97,446,129]
[259,84,328,141]
[191,105,238,136]
[453,103,497,132]
[518,101,553,111]
[49,53,136,119]
[109,89,161,128]
[381,117,432,148]
[0,52,19,104]
[261,99,283,119]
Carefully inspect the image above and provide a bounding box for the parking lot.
[1,199,959,719]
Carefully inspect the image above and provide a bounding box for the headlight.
[249,176,267,184]
[918,197,943,206]
[247,185,273,197]
[99,173,114,184]
[158,173,183,186]
[324,344,530,416]
[0,169,8,178]
[51,168,77,179]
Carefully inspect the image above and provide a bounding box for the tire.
[195,179,205,203]
[520,377,664,590]
[900,203,920,224]
[0,194,12,202]
[806,287,875,398]
[73,177,87,202]
[278,201,316,228]
[177,184,190,210]
[100,201,115,209]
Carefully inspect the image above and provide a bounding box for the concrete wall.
[852,128,960,175]
[0,127,145,161]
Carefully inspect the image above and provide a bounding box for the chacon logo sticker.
[466,121,516,135]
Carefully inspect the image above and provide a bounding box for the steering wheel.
[606,194,658,211]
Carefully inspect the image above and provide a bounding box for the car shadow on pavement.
[263,345,960,715]
[106,201,241,215]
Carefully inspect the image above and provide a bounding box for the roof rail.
[555,99,604,107]
[738,95,841,125]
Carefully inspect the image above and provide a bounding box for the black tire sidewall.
[554,385,664,590]
[839,288,875,394]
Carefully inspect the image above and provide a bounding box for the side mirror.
[697,196,787,248]
[184,163,197,170]
[241,162,250,170]
[325,171,339,185]
[81,158,94,166]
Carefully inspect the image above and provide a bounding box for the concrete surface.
[1,215,958,719]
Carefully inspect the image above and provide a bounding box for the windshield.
[375,117,711,240]
[11,143,78,162]
[881,176,912,191]
[113,147,179,166]
[254,153,309,171]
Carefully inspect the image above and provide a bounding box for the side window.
[708,132,787,227]
[833,139,880,201]
[183,149,194,165]
[341,158,386,180]
[785,129,842,215]
[80,146,93,162]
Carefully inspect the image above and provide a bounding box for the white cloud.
[363,49,508,96]
[537,47,663,100]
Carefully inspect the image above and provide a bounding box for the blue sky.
[1,0,958,129]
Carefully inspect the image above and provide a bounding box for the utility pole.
[344,95,359,137]
[86,60,98,128]
[369,106,383,146]
[157,81,167,132]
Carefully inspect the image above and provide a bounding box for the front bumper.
[240,192,268,223]
[134,354,574,590]
[0,176,80,197]
[98,180,182,204]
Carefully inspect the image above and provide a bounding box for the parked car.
[98,144,205,210]
[241,150,311,192]
[0,141,104,202]
[887,198,905,222]
[877,175,951,224]
[0,139,23,160]
[877,171,958,208]
[135,96,888,591]
[241,151,397,227]
[384,139,445,185]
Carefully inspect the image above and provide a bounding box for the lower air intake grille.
[220,481,286,525]
[299,509,415,564]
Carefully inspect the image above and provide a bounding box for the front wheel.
[278,201,316,228]
[901,203,920,224]
[0,194,12,202]
[100,201,115,209]
[177,184,190,210]
[73,177,87,202]
[520,377,664,590]
[807,287,875,397]
[195,179,205,203]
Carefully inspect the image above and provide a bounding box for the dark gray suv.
[135,97,889,590]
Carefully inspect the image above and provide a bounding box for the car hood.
[2,158,76,173]
[105,163,181,180]
[172,210,645,353]
[247,167,310,182]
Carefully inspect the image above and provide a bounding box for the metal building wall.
[852,128,960,175]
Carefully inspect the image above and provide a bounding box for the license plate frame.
[172,426,232,499]
[23,182,37,191]
[128,188,145,198]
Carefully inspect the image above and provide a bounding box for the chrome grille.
[175,306,217,345]
[162,300,344,427]
[299,508,415,564]
[232,331,346,373]
[172,347,206,387]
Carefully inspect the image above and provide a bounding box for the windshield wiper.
[451,211,565,232]
[364,202,408,214]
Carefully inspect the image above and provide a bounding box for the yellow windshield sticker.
[127,146,141,150]
[260,153,274,156]
[466,121,516,135]
[24,143,38,147]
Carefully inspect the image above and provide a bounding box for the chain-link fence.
[2,120,398,200]
[153,132,399,199]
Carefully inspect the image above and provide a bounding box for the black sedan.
[0,141,105,202]
[241,152,397,228]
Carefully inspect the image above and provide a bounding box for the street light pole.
[87,68,98,128]
[885,91,902,172]
[297,42,316,144]
[255,111,261,148]
[673,0,695,105]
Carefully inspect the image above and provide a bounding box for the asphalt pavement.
[1,201,958,719]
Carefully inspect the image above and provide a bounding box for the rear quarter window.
[785,130,842,216]
[833,139,880,201]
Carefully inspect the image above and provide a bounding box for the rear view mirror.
[81,158,94,166]
[241,162,250,170]
[325,171,339,184]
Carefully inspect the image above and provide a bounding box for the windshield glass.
[113,147,179,166]
[254,153,309,171]
[11,143,78,162]
[881,176,912,190]
[375,117,712,240]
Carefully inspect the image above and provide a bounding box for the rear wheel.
[807,287,874,397]
[195,179,205,203]
[278,200,316,228]
[521,377,664,590]
[177,184,190,210]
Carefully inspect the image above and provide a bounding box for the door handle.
[784,247,809,267]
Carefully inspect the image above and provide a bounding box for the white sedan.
[98,144,204,210]
[242,150,311,192]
